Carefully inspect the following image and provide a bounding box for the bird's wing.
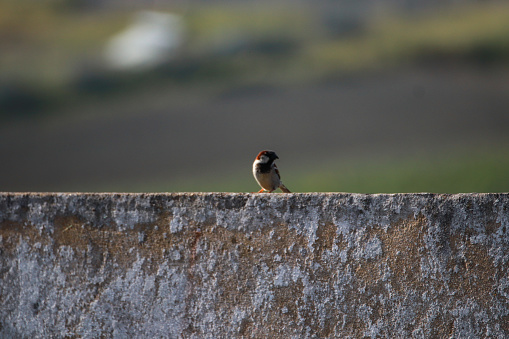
[274,164,281,180]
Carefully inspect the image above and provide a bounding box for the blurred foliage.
[1,1,509,119]
[307,4,509,74]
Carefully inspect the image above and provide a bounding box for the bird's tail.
[279,184,291,193]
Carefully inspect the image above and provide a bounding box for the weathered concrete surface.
[1,193,508,338]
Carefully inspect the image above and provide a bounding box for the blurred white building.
[104,11,185,71]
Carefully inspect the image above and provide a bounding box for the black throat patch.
[256,161,273,174]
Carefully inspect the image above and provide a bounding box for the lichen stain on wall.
[1,193,509,338]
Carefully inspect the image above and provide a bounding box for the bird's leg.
[258,188,266,193]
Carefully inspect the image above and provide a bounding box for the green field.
[99,146,509,194]
[290,149,509,194]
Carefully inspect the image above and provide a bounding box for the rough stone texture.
[1,193,509,338]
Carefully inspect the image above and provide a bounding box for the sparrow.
[252,150,291,193]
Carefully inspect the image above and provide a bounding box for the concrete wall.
[1,193,508,338]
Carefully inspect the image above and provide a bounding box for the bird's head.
[255,150,279,163]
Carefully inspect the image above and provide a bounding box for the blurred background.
[1,0,508,193]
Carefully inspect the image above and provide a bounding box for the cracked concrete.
[0,193,508,338]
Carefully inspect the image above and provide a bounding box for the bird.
[252,150,291,193]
